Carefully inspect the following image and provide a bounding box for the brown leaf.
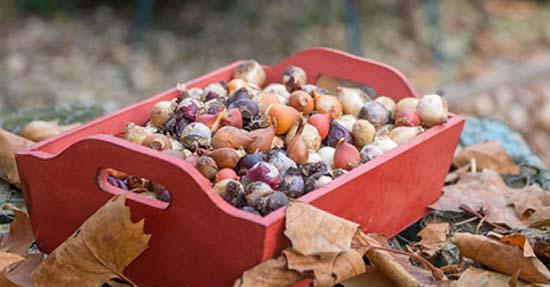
[0,270,19,287]
[505,185,550,228]
[236,203,446,287]
[235,202,365,287]
[429,170,526,229]
[452,233,550,283]
[500,234,536,258]
[0,205,34,257]
[0,129,34,186]
[415,223,450,257]
[452,141,520,174]
[507,185,550,219]
[0,206,39,287]
[529,232,550,261]
[510,268,521,287]
[528,207,550,228]
[19,121,79,142]
[5,254,43,287]
[451,267,528,287]
[283,248,365,287]
[233,257,303,287]
[340,266,396,287]
[32,195,150,287]
[104,279,133,287]
[354,232,447,287]
[284,201,359,255]
[0,253,24,273]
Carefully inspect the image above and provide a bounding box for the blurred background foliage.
[0,0,549,165]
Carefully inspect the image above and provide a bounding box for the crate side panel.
[16,136,267,287]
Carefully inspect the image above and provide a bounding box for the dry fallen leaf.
[506,185,550,227]
[500,234,536,258]
[510,268,521,287]
[525,230,550,261]
[237,202,364,287]
[0,270,20,287]
[19,121,79,142]
[452,141,520,174]
[430,170,526,229]
[236,202,447,287]
[353,232,447,287]
[0,129,34,186]
[283,248,365,287]
[452,233,550,283]
[233,257,303,287]
[340,266,396,287]
[284,201,359,255]
[32,195,150,287]
[507,185,550,217]
[415,223,450,257]
[5,254,44,287]
[451,267,528,287]
[0,205,38,287]
[1,205,34,257]
[104,279,134,287]
[0,253,24,273]
[529,207,550,228]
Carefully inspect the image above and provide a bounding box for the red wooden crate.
[16,47,464,287]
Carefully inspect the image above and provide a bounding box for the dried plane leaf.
[0,205,34,257]
[0,206,39,287]
[104,279,133,287]
[507,185,550,219]
[236,202,364,287]
[340,266,396,287]
[353,232,447,287]
[284,201,359,255]
[510,268,521,287]
[452,233,550,283]
[32,195,150,287]
[0,252,24,272]
[0,270,19,287]
[429,170,526,229]
[236,203,449,287]
[237,203,449,287]
[529,233,550,261]
[19,121,79,142]
[508,229,550,262]
[453,141,520,174]
[5,254,43,287]
[283,248,365,287]
[500,234,536,258]
[529,207,550,228]
[233,257,303,287]
[415,223,450,257]
[451,267,528,287]
[0,129,34,186]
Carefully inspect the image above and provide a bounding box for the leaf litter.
[453,141,520,175]
[32,195,150,287]
[0,194,149,287]
[0,119,550,286]
[429,169,526,229]
[414,223,450,257]
[452,233,550,283]
[235,202,449,287]
[0,129,34,187]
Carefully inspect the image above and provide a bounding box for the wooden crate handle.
[268,47,418,101]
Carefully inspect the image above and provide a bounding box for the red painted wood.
[264,47,418,100]
[15,47,464,287]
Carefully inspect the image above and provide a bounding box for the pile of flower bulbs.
[122,60,448,216]
[105,168,171,203]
